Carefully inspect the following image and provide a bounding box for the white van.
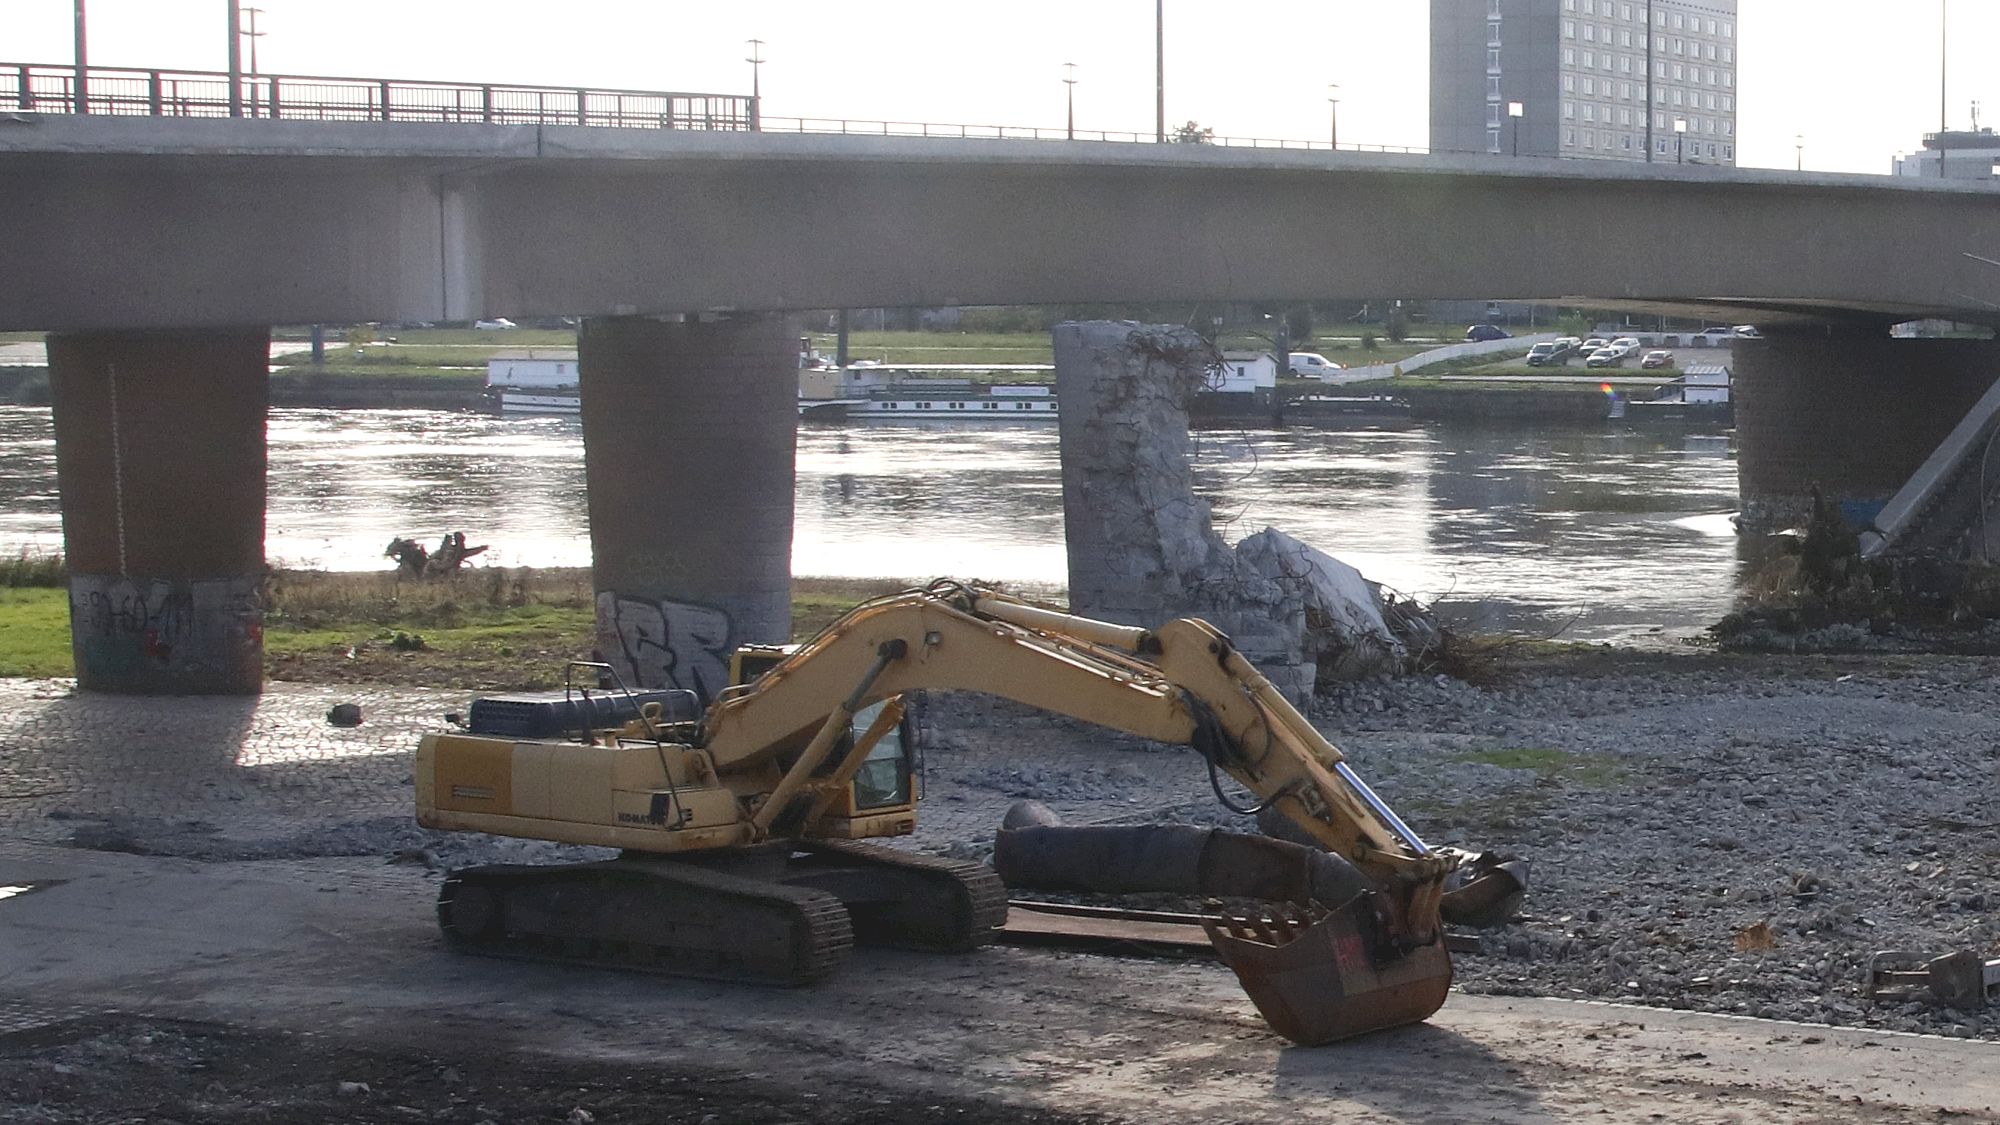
[1287,352,1344,379]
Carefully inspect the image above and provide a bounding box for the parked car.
[1610,337,1643,357]
[1287,352,1344,378]
[1640,349,1676,369]
[1692,327,1735,347]
[1579,337,1610,354]
[1525,341,1572,367]
[1552,336,1582,352]
[1586,347,1626,368]
[1732,325,1762,338]
[1465,324,1510,342]
[474,318,518,330]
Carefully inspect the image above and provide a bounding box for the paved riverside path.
[1,678,1998,1121]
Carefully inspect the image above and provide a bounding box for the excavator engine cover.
[1204,900,1453,1046]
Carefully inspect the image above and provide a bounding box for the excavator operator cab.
[731,645,916,823]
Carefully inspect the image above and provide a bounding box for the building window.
[1723,121,1733,136]
[1563,100,1575,119]
[1724,72,1732,87]
[1489,21,1503,43]
[1489,0,1502,13]
[1564,47,1576,64]
[1706,142,1716,157]
[1671,89,1683,106]
[1582,50,1594,67]
[1620,29,1631,46]
[1564,127,1576,146]
[1619,107,1631,126]
[1487,129,1502,152]
[1583,77,1595,95]
[1622,3,1632,17]
[1723,144,1734,160]
[1672,38,1683,55]
[1722,95,1733,111]
[1622,134,1633,150]
[1582,24,1594,42]
[1583,104,1595,122]
[1707,19,1717,34]
[1620,81,1632,98]
[1487,103,1503,126]
[1723,21,1733,37]
[1722,46,1733,63]
[1705,93,1716,109]
[1656,137,1668,154]
[1655,61,1666,78]
[1620,55,1631,73]
[1584,130,1595,148]
[1563,0,1575,8]
[1688,66,1699,83]
[1562,74,1575,91]
[1582,0,1593,12]
[1655,9,1665,25]
[1673,63,1683,80]
[1672,13,1683,29]
[1563,20,1575,37]
[1488,49,1502,70]
[1488,76,1502,96]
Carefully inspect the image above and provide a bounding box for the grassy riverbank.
[0,567,913,689]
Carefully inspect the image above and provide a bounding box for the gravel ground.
[18,647,1998,1042]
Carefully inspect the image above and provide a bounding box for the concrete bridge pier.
[1734,329,2000,533]
[578,315,797,704]
[48,329,269,694]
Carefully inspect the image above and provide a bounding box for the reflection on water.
[0,407,1745,642]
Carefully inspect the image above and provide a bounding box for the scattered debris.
[1734,921,1778,952]
[385,532,489,579]
[1868,950,2000,1011]
[325,703,363,727]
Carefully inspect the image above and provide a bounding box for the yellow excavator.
[416,580,1521,1044]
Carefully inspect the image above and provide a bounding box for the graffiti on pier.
[595,592,734,705]
[69,573,263,688]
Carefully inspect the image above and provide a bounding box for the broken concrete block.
[1053,321,1438,699]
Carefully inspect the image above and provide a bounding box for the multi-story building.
[1431,0,1739,165]
[1893,129,2000,180]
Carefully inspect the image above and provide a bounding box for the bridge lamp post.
[746,39,764,131]
[1327,84,1339,150]
[1673,117,1687,164]
[1508,101,1524,157]
[238,6,264,117]
[1063,62,1077,140]
[1795,133,1804,172]
[72,0,88,114]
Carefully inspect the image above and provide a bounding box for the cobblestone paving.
[0,678,468,854]
[0,679,1213,864]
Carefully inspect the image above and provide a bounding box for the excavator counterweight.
[416,581,1519,1044]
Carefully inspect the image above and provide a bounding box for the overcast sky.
[14,1,1995,174]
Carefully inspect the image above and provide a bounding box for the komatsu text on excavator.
[416,581,1522,1044]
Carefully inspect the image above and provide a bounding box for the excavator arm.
[701,582,1451,892]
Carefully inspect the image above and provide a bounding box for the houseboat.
[1625,363,1731,424]
[486,351,580,415]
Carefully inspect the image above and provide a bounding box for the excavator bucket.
[1203,901,1453,1046]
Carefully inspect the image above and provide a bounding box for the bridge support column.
[48,329,269,694]
[1734,330,2000,532]
[578,315,796,704]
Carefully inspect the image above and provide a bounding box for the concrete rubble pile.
[1053,320,1436,701]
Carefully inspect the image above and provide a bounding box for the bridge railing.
[4,60,1438,153]
[754,115,1426,154]
[2,62,755,130]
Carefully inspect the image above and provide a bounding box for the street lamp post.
[1795,133,1804,171]
[1327,84,1339,150]
[746,39,764,131]
[225,0,241,117]
[1155,0,1165,143]
[72,0,88,114]
[1673,118,1687,164]
[1508,100,1524,157]
[239,6,264,116]
[1063,62,1077,140]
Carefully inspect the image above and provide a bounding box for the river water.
[0,406,1747,642]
